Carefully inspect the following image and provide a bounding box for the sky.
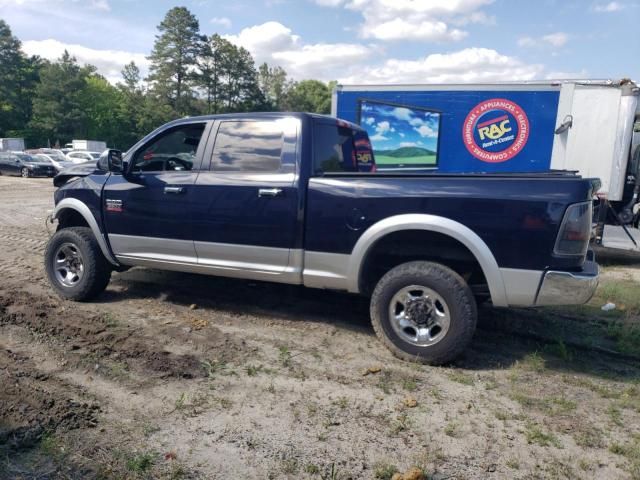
[0,0,638,85]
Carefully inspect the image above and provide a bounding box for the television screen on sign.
[357,99,441,170]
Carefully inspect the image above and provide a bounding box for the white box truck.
[71,140,107,152]
[0,138,25,152]
[332,79,640,252]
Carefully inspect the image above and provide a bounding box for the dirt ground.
[1,175,640,480]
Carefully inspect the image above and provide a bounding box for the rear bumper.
[535,253,599,306]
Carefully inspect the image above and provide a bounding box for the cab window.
[132,123,206,172]
[313,122,375,174]
[210,120,284,172]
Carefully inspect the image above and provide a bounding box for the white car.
[35,153,75,172]
[66,151,101,164]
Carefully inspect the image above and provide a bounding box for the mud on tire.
[44,226,111,301]
[370,261,477,365]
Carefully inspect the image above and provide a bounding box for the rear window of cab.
[313,121,375,174]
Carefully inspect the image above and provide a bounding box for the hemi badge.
[106,199,123,212]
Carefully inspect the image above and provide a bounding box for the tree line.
[0,7,334,150]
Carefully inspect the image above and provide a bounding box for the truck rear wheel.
[44,227,111,301]
[370,261,477,365]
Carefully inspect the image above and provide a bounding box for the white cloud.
[542,32,569,47]
[399,141,418,147]
[338,47,543,84]
[545,68,589,79]
[22,39,149,85]
[1,0,109,9]
[414,124,437,138]
[517,37,536,47]
[518,32,569,48]
[376,120,391,134]
[314,0,494,42]
[210,17,232,29]
[224,21,372,80]
[593,1,624,12]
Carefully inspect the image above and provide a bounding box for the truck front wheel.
[370,261,477,365]
[44,227,112,301]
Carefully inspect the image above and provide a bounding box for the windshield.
[43,150,67,161]
[16,154,36,162]
[34,155,53,163]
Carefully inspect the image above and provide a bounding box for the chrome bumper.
[535,256,599,306]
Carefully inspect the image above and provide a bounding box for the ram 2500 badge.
[45,113,599,364]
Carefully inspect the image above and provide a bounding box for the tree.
[78,74,125,147]
[29,51,92,145]
[258,63,290,111]
[0,19,40,139]
[194,34,228,114]
[283,80,333,114]
[147,7,201,116]
[222,44,265,112]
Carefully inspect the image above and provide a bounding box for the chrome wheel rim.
[53,242,84,287]
[388,285,451,346]
[21,168,29,178]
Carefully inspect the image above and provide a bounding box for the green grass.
[374,462,398,480]
[525,423,561,448]
[125,451,156,473]
[375,154,436,166]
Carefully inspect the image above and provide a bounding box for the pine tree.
[29,51,91,144]
[258,63,290,111]
[0,19,40,138]
[146,7,201,116]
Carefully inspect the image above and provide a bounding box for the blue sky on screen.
[361,102,440,152]
[0,0,637,85]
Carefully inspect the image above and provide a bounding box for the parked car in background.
[66,151,101,163]
[34,153,75,172]
[0,152,57,177]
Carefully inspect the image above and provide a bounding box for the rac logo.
[476,115,512,141]
[462,98,530,164]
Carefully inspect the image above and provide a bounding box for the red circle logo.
[462,98,530,163]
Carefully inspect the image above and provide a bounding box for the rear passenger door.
[191,116,301,281]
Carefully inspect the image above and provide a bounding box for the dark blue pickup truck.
[45,112,599,364]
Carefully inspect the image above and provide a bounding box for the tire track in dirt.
[0,289,247,380]
[0,347,100,451]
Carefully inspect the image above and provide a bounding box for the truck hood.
[53,161,100,187]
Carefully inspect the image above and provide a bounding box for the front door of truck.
[102,121,211,264]
[191,116,301,281]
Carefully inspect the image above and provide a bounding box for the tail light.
[554,201,592,257]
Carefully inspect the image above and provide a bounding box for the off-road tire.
[370,261,477,365]
[44,226,111,301]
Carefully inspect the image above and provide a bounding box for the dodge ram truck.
[45,112,600,364]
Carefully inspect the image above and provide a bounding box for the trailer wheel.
[370,261,477,365]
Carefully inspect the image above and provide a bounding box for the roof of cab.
[165,111,363,131]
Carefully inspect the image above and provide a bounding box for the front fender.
[52,198,119,266]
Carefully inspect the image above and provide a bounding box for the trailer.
[332,79,640,253]
[0,138,25,152]
[71,140,107,152]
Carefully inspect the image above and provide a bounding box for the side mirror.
[107,149,124,173]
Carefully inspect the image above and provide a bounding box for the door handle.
[258,188,283,198]
[164,186,185,194]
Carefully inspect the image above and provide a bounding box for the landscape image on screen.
[359,100,440,169]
